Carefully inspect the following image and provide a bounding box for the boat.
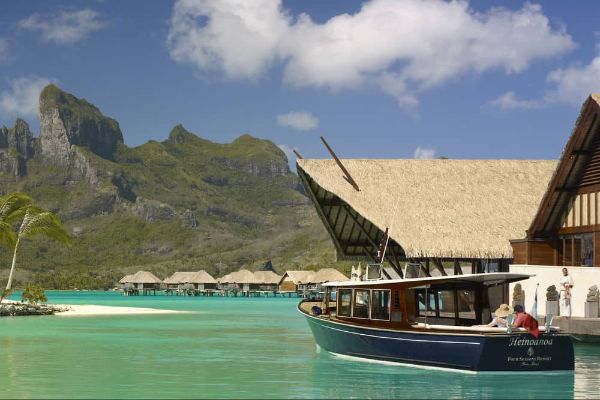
[298,268,574,372]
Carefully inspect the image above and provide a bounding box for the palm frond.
[0,221,16,250]
[20,207,71,245]
[0,193,32,224]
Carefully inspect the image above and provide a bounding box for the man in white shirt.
[559,268,574,317]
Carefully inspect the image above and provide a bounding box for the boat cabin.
[316,270,532,329]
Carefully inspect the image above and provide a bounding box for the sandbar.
[54,304,189,317]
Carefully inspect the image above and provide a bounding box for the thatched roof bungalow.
[307,268,348,284]
[253,270,282,291]
[297,158,557,277]
[122,270,162,291]
[218,269,257,290]
[187,270,218,290]
[279,269,348,292]
[163,272,196,288]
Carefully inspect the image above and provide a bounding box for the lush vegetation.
[21,283,47,305]
[0,89,337,288]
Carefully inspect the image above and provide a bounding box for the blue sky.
[1,1,600,165]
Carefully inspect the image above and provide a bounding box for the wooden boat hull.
[301,310,574,372]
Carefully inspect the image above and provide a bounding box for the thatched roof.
[187,270,217,284]
[163,271,196,284]
[253,270,282,284]
[279,269,348,284]
[279,270,314,284]
[126,270,162,284]
[118,274,133,284]
[298,159,557,259]
[219,269,257,284]
[307,268,348,284]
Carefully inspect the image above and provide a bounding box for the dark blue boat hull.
[302,312,574,372]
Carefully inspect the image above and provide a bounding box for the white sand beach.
[54,304,189,317]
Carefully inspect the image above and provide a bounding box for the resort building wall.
[509,264,600,317]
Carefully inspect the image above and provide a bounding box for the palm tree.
[0,193,32,251]
[5,205,71,293]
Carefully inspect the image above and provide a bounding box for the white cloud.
[18,9,104,45]
[489,46,600,110]
[276,111,319,131]
[167,0,574,108]
[0,76,53,118]
[489,91,544,110]
[414,146,436,159]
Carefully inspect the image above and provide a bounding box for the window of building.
[353,289,370,319]
[561,234,594,267]
[371,290,390,320]
[338,289,352,317]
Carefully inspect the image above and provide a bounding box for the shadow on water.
[304,348,576,399]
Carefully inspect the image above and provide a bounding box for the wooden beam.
[432,258,448,276]
[320,136,360,192]
[343,207,379,249]
[293,149,303,159]
[320,197,346,207]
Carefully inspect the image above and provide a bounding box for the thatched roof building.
[219,269,257,284]
[126,270,162,284]
[279,269,349,291]
[297,158,556,265]
[512,94,600,267]
[306,268,348,284]
[163,272,196,285]
[188,270,217,284]
[118,274,133,284]
[253,271,282,285]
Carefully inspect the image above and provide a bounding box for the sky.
[2,0,600,166]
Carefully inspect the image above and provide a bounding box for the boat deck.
[298,301,557,335]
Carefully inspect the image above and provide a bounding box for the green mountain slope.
[0,85,335,288]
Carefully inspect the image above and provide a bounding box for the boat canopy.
[322,272,533,288]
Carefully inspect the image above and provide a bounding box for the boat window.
[353,289,370,319]
[417,290,436,317]
[437,290,455,318]
[371,290,390,320]
[457,290,476,319]
[338,289,352,317]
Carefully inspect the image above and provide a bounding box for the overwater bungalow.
[117,274,133,290]
[279,269,349,293]
[278,271,314,292]
[307,268,348,286]
[218,269,257,292]
[163,272,196,291]
[121,270,162,295]
[252,270,282,291]
[186,270,218,291]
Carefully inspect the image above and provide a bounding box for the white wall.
[509,264,600,317]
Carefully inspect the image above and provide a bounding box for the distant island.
[0,85,336,289]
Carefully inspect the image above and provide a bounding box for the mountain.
[0,85,335,289]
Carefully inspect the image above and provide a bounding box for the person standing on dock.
[559,268,574,317]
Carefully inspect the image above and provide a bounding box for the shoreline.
[1,300,189,317]
[54,304,190,317]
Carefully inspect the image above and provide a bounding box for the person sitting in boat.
[485,304,512,327]
[512,304,540,338]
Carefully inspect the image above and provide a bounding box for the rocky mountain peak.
[0,119,34,177]
[39,84,124,163]
[167,124,199,144]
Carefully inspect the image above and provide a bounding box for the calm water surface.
[0,291,598,399]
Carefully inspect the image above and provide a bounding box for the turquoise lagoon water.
[0,291,598,399]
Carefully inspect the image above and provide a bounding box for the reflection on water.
[306,351,575,399]
[0,292,597,399]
